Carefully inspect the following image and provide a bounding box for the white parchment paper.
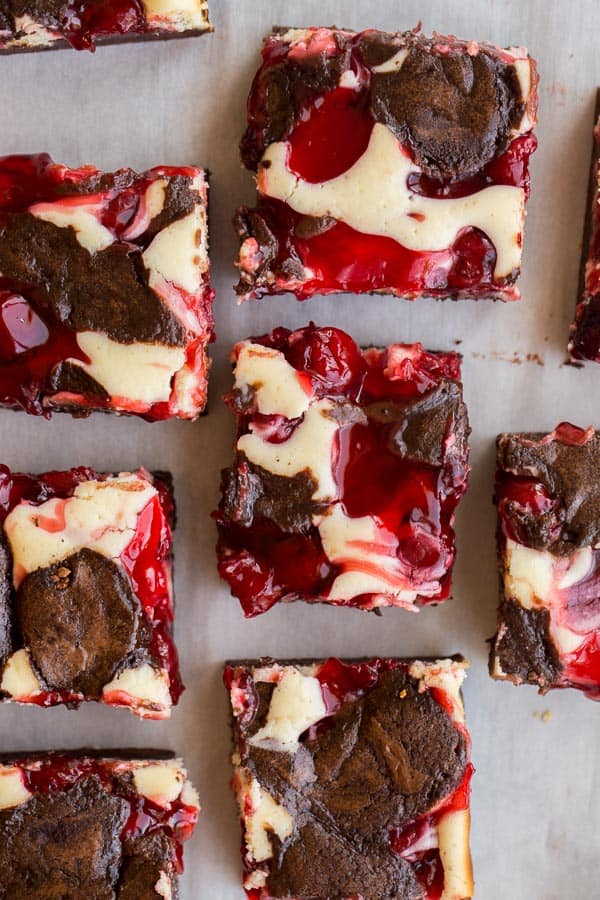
[1,1,599,897]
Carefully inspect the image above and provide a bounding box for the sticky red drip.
[20,755,197,846]
[288,87,374,183]
[62,0,146,50]
[216,326,468,617]
[0,466,182,706]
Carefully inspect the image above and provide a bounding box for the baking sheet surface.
[1,2,599,897]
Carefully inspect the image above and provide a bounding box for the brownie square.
[224,656,473,900]
[0,466,183,717]
[569,89,600,361]
[215,325,470,616]
[0,153,213,420]
[490,423,600,697]
[0,751,199,897]
[235,27,538,302]
[0,0,212,52]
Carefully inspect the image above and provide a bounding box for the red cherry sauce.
[0,465,182,706]
[216,325,468,617]
[229,658,471,900]
[244,34,536,299]
[0,154,196,419]
[61,0,146,51]
[18,754,197,862]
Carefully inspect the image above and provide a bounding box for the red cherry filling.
[288,87,374,183]
[564,632,600,694]
[286,324,365,395]
[0,293,49,359]
[62,0,145,50]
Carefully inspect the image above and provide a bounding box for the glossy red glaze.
[63,0,145,50]
[0,466,182,705]
[564,632,600,694]
[19,755,197,846]
[216,326,468,616]
[288,87,374,183]
[242,34,536,300]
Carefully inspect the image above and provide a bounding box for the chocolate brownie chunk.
[0,467,181,718]
[225,657,474,899]
[248,669,466,840]
[490,599,562,686]
[118,833,178,899]
[17,549,146,696]
[371,45,522,180]
[569,89,600,363]
[220,460,320,533]
[0,216,187,346]
[367,379,469,470]
[267,821,421,900]
[0,777,128,899]
[0,753,199,899]
[48,361,111,401]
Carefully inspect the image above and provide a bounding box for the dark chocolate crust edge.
[570,88,600,358]
[226,654,467,669]
[576,89,600,307]
[488,599,562,688]
[0,748,176,764]
[0,25,212,55]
